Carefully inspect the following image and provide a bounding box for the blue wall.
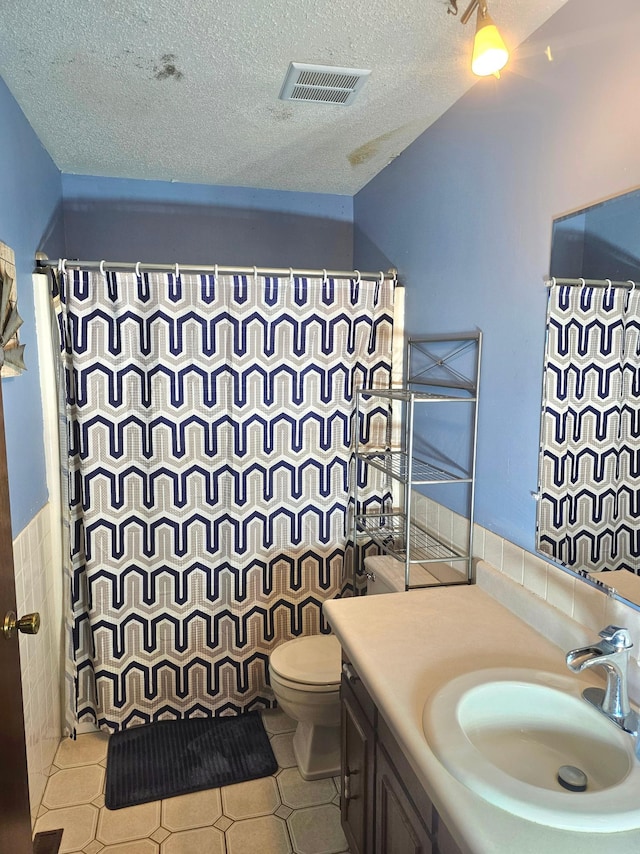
[2,150,352,539]
[0,78,64,535]
[5,0,640,550]
[62,175,353,269]
[0,87,353,536]
[353,0,640,553]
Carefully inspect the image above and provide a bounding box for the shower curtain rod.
[545,276,638,290]
[36,258,399,283]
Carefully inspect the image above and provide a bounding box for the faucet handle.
[598,625,633,650]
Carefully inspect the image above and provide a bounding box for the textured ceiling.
[1,0,569,195]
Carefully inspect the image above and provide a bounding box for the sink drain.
[557,765,588,792]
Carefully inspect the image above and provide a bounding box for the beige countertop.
[323,586,640,854]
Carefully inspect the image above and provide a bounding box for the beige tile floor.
[34,710,350,854]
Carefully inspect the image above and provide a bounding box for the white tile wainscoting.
[13,502,63,825]
[14,494,640,827]
[411,492,640,705]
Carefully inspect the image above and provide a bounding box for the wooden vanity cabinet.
[340,655,463,854]
[376,713,434,853]
[435,816,466,854]
[376,742,432,854]
[340,660,376,854]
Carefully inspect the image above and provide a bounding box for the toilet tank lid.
[270,634,342,686]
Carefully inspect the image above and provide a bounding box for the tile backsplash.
[13,491,640,823]
[412,492,640,703]
[13,503,62,825]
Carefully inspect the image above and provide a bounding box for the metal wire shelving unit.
[353,332,482,590]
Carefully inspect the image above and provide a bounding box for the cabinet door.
[435,815,464,854]
[376,744,433,854]
[341,679,375,854]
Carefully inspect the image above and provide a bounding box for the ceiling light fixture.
[458,0,509,78]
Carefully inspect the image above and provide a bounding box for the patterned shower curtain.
[537,284,640,574]
[54,269,394,733]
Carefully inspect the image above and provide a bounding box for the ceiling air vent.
[279,62,371,106]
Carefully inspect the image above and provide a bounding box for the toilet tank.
[363,555,407,594]
[363,555,441,593]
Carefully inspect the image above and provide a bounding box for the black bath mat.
[105,712,277,809]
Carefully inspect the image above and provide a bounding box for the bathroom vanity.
[341,653,460,853]
[324,586,640,854]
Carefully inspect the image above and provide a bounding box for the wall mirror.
[536,186,640,608]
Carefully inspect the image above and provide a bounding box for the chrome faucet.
[566,625,639,736]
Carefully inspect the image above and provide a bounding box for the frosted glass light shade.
[472,16,509,77]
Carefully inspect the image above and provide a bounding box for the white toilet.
[268,556,406,781]
[269,633,343,780]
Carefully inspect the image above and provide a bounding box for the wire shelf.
[355,451,471,485]
[352,333,481,589]
[357,388,476,402]
[355,512,467,564]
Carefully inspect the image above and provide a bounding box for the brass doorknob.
[2,611,40,640]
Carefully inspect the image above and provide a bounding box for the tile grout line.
[37,711,350,854]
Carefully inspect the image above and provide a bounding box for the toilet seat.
[268,634,343,779]
[269,634,341,689]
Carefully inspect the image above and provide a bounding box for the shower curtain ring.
[322,269,328,285]
[253,266,258,287]
[99,260,106,277]
[135,262,141,278]
[579,278,586,287]
[175,263,180,279]
[289,268,294,286]
[628,280,637,291]
[354,270,361,285]
[213,264,218,283]
[605,278,613,299]
[379,271,384,285]
[58,258,67,275]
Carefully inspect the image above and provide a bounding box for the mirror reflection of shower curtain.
[537,284,640,575]
[53,269,394,733]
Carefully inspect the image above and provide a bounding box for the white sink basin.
[422,668,640,831]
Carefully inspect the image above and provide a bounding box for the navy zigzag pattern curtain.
[54,269,394,732]
[538,284,640,574]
